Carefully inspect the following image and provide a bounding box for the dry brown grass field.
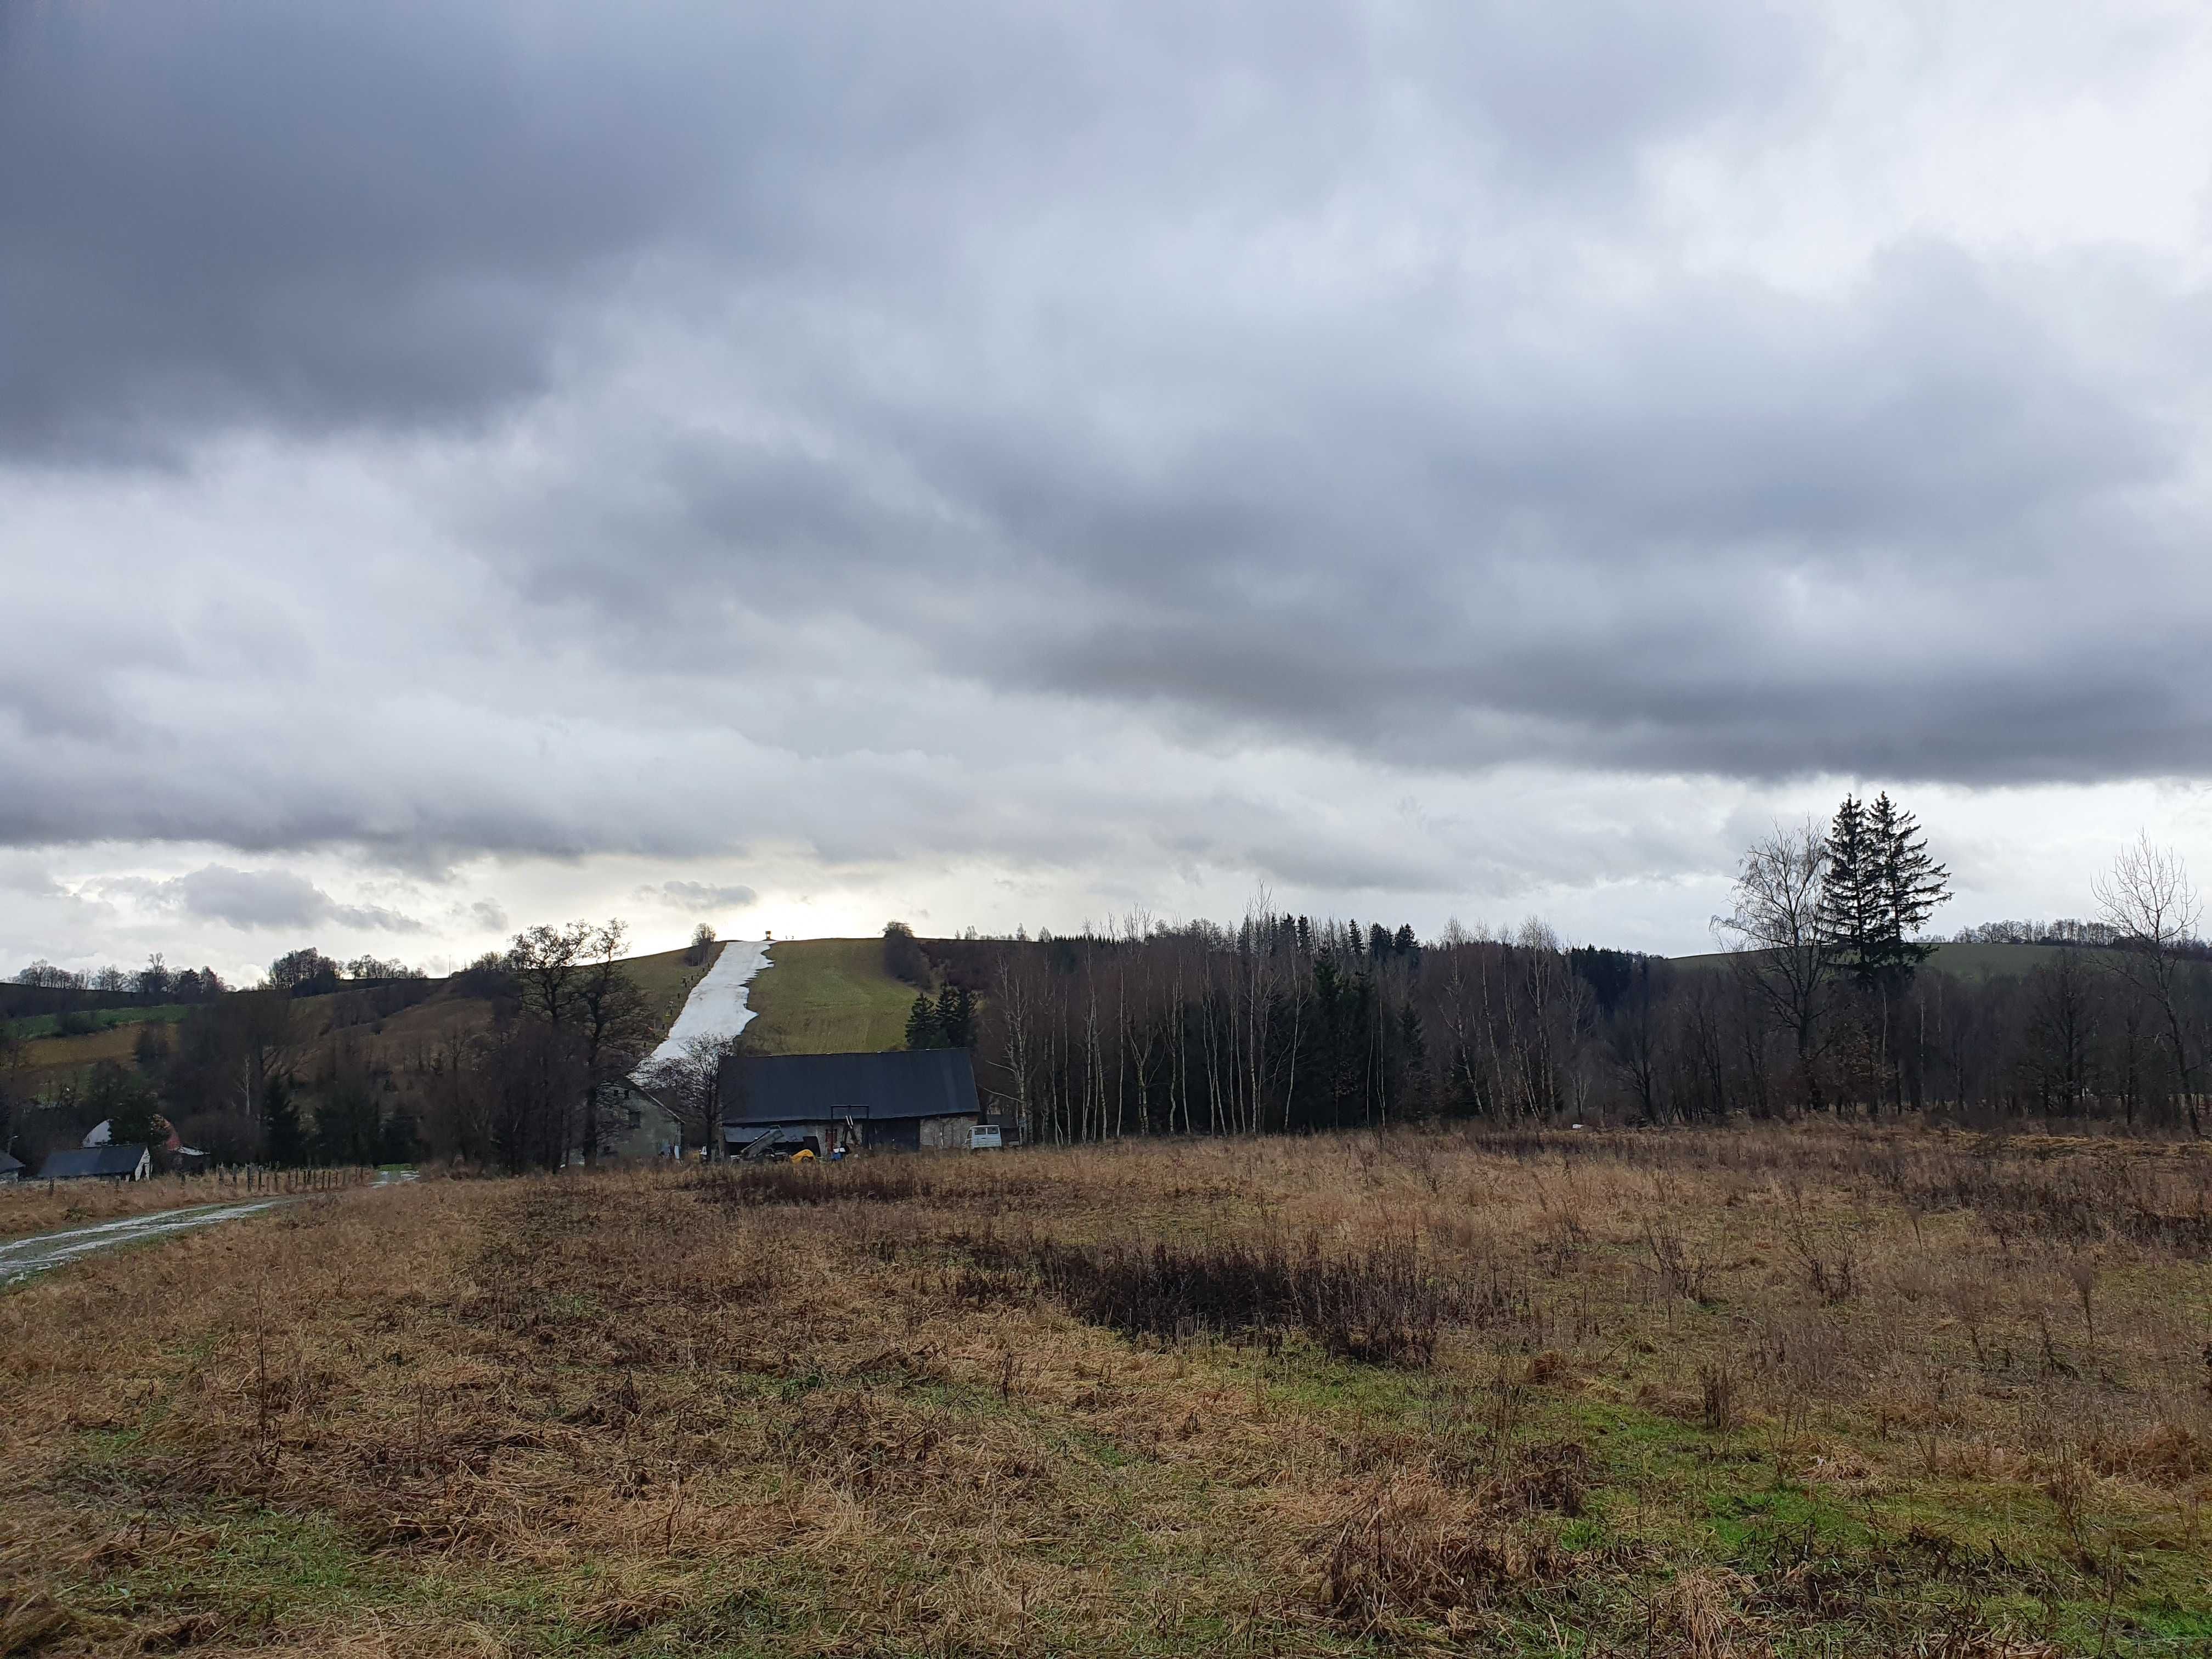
[3,1127,2209,1657]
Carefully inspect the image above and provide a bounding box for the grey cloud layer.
[88,866,424,933]
[654,882,760,912]
[3,0,2210,884]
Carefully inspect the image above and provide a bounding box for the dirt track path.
[0,1196,301,1286]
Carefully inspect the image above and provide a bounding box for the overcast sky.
[6,0,2212,981]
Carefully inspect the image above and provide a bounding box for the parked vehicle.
[736,1129,825,1163]
[969,1125,1003,1151]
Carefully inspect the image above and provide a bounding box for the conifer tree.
[1818,791,1950,989]
[1868,792,1950,981]
[1817,795,1880,982]
[935,983,978,1048]
[264,1075,306,1166]
[905,992,945,1050]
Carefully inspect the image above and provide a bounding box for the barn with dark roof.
[719,1049,980,1154]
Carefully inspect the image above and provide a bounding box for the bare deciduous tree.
[642,1029,749,1160]
[2094,833,2204,1135]
[1716,821,1831,1111]
[573,921,661,1164]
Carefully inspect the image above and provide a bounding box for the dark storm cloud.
[0,0,1796,458]
[0,0,740,456]
[497,238,2207,787]
[3,0,2209,881]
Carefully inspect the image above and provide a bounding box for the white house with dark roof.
[38,1145,153,1182]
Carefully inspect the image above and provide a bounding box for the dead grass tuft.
[2086,1420,2209,1487]
[1654,1566,1763,1659]
[1316,1475,1565,1628]
[694,1160,929,1207]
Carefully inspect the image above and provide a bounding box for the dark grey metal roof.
[720,1049,979,1126]
[0,1152,24,1174]
[38,1145,149,1180]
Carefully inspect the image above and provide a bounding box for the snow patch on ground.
[646,940,769,1066]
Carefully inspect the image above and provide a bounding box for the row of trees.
[264,947,425,996]
[3,921,672,1174]
[9,947,428,1003]
[883,807,2209,1142]
[12,955,230,1003]
[0,983,385,1171]
[916,911,1616,1141]
[905,983,979,1050]
[403,921,667,1171]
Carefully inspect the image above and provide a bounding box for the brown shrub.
[1525,1347,1568,1385]
[1488,1439,1594,1517]
[695,1161,929,1207]
[1317,1476,1565,1627]
[1700,1362,1742,1434]
[1032,1233,1451,1367]
[2087,1422,2209,1487]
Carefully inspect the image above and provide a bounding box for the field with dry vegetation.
[3,1127,2210,1656]
[0,1167,371,1243]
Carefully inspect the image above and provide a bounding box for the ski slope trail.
[647,940,769,1066]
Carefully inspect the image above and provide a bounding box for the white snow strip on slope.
[645,940,769,1067]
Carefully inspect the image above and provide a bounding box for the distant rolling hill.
[9,942,727,1099]
[1667,940,2083,983]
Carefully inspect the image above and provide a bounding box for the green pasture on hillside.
[7,1003,190,1041]
[741,938,918,1054]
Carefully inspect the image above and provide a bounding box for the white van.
[969,1125,1003,1151]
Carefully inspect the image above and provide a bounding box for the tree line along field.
[19,901,2211,1181]
[0,938,912,1171]
[3,1127,2208,1657]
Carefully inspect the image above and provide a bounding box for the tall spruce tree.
[905,992,945,1050]
[1819,792,1950,988]
[935,983,978,1048]
[1868,792,1950,981]
[1817,795,1881,982]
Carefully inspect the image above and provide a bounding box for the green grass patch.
[741,938,918,1054]
[13,1002,189,1040]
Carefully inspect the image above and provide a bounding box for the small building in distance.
[0,1150,24,1184]
[39,1144,153,1182]
[720,1049,980,1155]
[590,1079,684,1161]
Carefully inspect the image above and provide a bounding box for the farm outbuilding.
[38,1145,153,1182]
[0,1150,23,1184]
[588,1079,683,1161]
[719,1049,980,1155]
